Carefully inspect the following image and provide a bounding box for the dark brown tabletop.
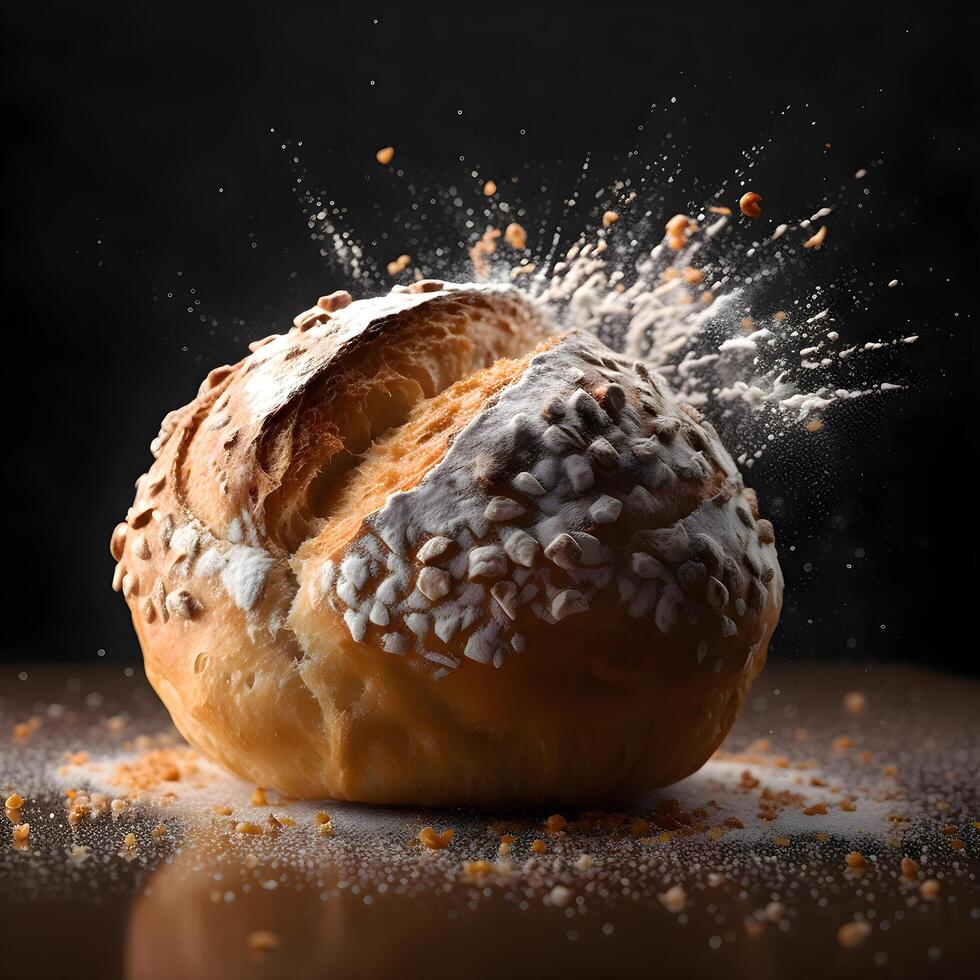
[1,662,977,980]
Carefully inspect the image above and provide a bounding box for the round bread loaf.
[111,281,782,805]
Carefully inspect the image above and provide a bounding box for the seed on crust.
[406,279,445,294]
[589,495,622,525]
[165,590,201,620]
[513,472,546,496]
[468,545,508,581]
[545,533,582,570]
[552,590,589,621]
[485,497,525,522]
[503,530,540,568]
[491,582,520,620]
[317,290,353,313]
[417,536,454,564]
[417,567,451,602]
[110,523,128,561]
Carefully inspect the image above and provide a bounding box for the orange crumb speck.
[12,823,30,843]
[464,860,494,877]
[901,857,920,879]
[250,787,269,807]
[765,901,786,923]
[844,691,866,714]
[949,839,965,850]
[919,879,941,900]
[839,798,857,812]
[123,832,137,849]
[665,213,694,250]
[5,794,24,810]
[247,930,281,957]
[482,179,497,196]
[602,210,620,228]
[386,254,411,277]
[629,817,651,838]
[815,832,830,842]
[805,419,824,433]
[151,824,167,839]
[375,146,394,165]
[12,717,42,741]
[774,837,791,847]
[545,814,568,835]
[212,805,233,816]
[418,827,454,850]
[804,226,828,249]
[235,822,263,836]
[883,765,898,778]
[314,811,331,825]
[531,839,548,854]
[837,920,872,949]
[504,223,527,250]
[739,192,762,219]
[845,851,867,869]
[708,206,732,215]
[803,803,828,816]
[659,885,687,913]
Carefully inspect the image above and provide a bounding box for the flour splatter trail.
[287,129,915,468]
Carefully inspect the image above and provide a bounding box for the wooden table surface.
[1,662,977,980]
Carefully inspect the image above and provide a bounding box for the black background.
[1,2,977,673]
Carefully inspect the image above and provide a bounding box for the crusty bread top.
[112,281,780,686]
[110,283,549,630]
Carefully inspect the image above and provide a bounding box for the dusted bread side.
[111,281,782,805]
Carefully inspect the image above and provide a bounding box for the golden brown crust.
[112,282,782,805]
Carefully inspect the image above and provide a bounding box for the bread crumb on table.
[247,930,281,956]
[837,919,872,948]
[418,827,454,850]
[660,885,687,913]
